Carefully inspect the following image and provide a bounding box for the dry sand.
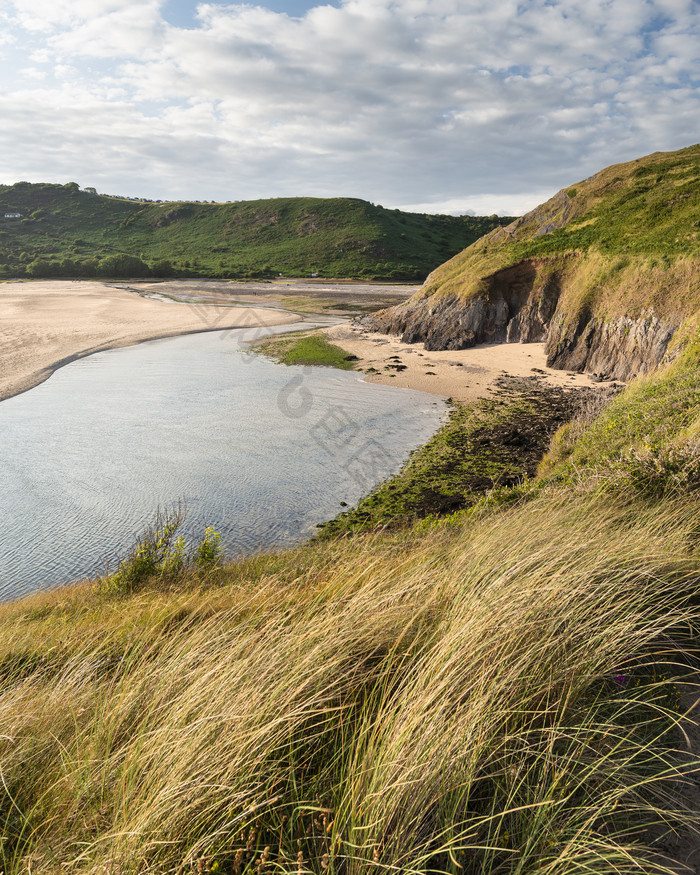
[0,280,300,402]
[324,322,616,402]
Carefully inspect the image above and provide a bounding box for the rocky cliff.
[363,144,700,381]
[545,310,678,381]
[365,256,683,381]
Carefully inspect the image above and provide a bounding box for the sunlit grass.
[3,324,700,872]
[0,491,697,873]
[254,331,358,369]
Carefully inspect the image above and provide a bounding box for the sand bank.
[0,280,300,402]
[324,323,615,402]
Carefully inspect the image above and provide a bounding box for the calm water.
[0,324,444,599]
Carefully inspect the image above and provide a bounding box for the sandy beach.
[324,322,615,402]
[0,280,300,402]
[0,279,615,407]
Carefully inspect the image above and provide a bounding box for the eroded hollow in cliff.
[489,261,561,344]
[368,257,679,380]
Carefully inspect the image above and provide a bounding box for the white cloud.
[19,65,46,79]
[397,191,557,217]
[49,9,165,59]
[7,0,155,30]
[0,0,697,210]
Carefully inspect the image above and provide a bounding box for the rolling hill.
[0,182,512,281]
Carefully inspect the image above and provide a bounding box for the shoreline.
[322,322,617,403]
[2,279,621,603]
[0,280,301,404]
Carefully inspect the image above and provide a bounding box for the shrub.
[25,258,55,277]
[151,258,174,277]
[104,507,223,595]
[193,525,223,570]
[97,253,150,278]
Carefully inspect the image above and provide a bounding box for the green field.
[0,182,513,281]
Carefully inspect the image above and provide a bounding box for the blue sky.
[162,0,338,27]
[0,0,697,215]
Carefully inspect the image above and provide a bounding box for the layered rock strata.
[546,311,678,381]
[362,261,678,382]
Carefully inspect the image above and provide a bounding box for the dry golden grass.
[0,491,698,874]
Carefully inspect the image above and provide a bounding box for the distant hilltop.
[0,182,514,282]
[366,143,700,381]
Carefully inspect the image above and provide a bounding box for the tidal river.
[0,323,444,600]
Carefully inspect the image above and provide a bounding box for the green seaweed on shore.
[319,376,602,537]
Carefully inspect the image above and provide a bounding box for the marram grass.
[0,491,698,873]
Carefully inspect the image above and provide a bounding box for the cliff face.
[363,144,700,381]
[366,257,680,381]
[546,311,678,380]
[369,260,558,349]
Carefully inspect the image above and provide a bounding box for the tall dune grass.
[0,492,698,873]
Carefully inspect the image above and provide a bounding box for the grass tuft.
[254,331,358,369]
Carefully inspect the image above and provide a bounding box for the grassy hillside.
[406,144,700,327]
[2,149,700,872]
[0,182,512,281]
[2,340,700,873]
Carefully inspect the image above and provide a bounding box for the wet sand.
[0,280,300,402]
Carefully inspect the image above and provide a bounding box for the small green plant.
[193,526,224,570]
[161,534,187,577]
[104,506,223,594]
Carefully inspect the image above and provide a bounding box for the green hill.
[0,182,512,281]
[368,144,700,379]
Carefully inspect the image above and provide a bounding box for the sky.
[0,0,697,216]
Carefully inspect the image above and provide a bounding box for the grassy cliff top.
[422,143,700,313]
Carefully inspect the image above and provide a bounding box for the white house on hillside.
[4,213,22,218]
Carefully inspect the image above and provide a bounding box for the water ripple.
[0,326,444,600]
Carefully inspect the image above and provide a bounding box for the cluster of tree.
[1,256,298,280]
[16,254,176,279]
[0,254,427,281]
